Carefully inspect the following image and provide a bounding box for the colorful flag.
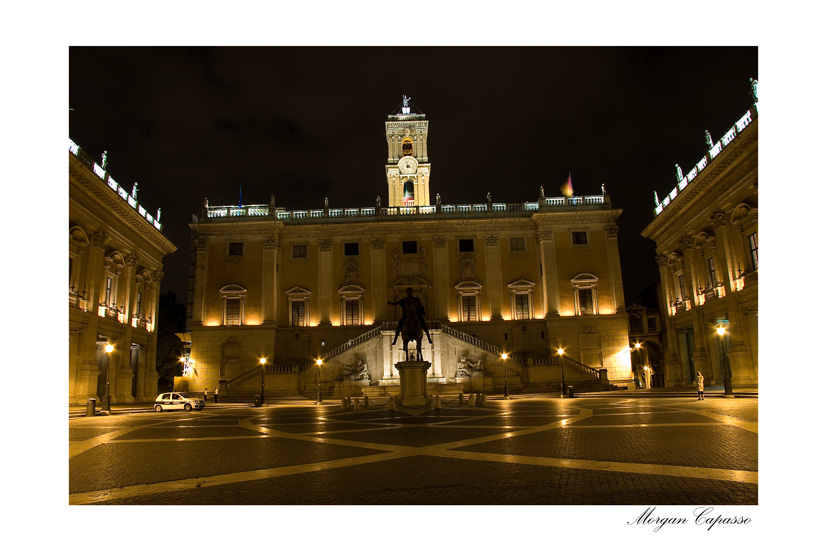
[560,172,573,197]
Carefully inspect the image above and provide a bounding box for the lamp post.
[315,358,324,404]
[717,325,733,397]
[259,357,266,406]
[633,342,642,388]
[102,343,114,414]
[557,348,566,398]
[501,352,510,399]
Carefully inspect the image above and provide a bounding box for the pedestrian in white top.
[696,371,705,401]
[214,386,219,403]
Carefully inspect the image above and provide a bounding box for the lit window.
[510,237,525,251]
[514,294,530,320]
[344,299,360,325]
[577,288,595,315]
[105,277,112,306]
[402,138,413,157]
[748,233,758,270]
[403,181,415,205]
[136,292,142,318]
[459,239,474,252]
[707,257,717,287]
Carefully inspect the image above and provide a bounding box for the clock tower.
[386,96,431,207]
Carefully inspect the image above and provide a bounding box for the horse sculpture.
[389,287,432,361]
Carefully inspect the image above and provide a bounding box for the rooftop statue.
[749,78,758,102]
[705,130,714,150]
[675,164,684,183]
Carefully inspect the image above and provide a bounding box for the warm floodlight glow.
[105,343,114,354]
[501,353,508,360]
[316,359,323,366]
[716,326,727,336]
[634,342,642,349]
[557,348,565,356]
[260,357,267,365]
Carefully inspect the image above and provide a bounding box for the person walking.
[213,386,219,403]
[695,371,705,400]
[204,387,209,403]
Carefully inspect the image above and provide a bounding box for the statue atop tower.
[385,96,431,207]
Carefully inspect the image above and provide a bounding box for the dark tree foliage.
[155,292,187,391]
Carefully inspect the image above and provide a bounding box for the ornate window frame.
[219,284,247,326]
[508,279,535,320]
[455,281,482,322]
[339,284,365,326]
[571,273,598,316]
[285,286,311,327]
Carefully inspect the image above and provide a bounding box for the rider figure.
[388,287,433,345]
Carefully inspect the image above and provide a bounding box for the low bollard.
[86,398,96,417]
[254,395,261,407]
[567,385,575,398]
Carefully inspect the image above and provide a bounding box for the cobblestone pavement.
[69,396,757,505]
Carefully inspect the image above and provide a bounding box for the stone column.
[536,230,560,317]
[76,231,107,399]
[370,238,386,322]
[318,238,333,325]
[191,237,209,326]
[433,236,450,320]
[605,225,624,312]
[483,235,503,319]
[262,236,279,325]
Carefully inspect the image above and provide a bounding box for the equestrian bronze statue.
[388,287,432,361]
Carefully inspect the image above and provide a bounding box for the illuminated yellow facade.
[642,100,758,387]
[186,101,632,397]
[69,140,177,405]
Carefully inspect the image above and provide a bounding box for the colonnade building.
[185,99,633,398]
[641,90,758,388]
[69,140,177,405]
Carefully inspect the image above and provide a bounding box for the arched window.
[403,180,415,205]
[402,137,413,157]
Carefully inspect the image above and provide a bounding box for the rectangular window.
[402,240,417,254]
[577,288,594,315]
[647,317,657,331]
[228,242,244,256]
[136,292,142,317]
[105,277,112,305]
[748,233,758,270]
[707,257,717,287]
[291,301,305,327]
[225,298,241,326]
[510,237,525,251]
[461,295,477,321]
[678,275,686,300]
[344,242,359,256]
[459,239,474,252]
[514,294,530,320]
[572,231,588,245]
[292,244,307,258]
[344,299,360,325]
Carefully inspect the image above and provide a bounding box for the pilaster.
[483,235,503,319]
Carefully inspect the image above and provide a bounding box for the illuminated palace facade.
[69,140,177,405]
[642,94,758,388]
[185,101,633,398]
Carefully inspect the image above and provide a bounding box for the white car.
[154,392,206,412]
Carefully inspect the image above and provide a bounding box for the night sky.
[69,46,758,306]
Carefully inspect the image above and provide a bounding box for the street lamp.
[259,357,267,406]
[717,325,733,397]
[501,352,510,399]
[102,343,114,414]
[315,358,324,404]
[557,348,566,398]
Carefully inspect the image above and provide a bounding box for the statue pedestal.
[334,380,369,398]
[395,361,432,407]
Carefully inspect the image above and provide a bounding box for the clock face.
[398,157,418,175]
